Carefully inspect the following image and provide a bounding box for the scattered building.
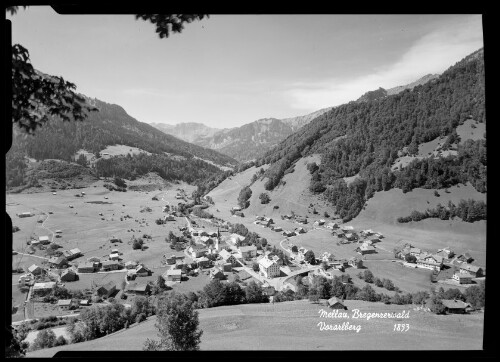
[18,212,33,218]
[356,244,376,255]
[38,236,50,245]
[77,262,95,273]
[163,269,182,282]
[348,257,363,269]
[459,264,483,278]
[32,282,56,293]
[239,245,258,259]
[441,299,470,314]
[295,227,306,234]
[126,282,151,295]
[453,273,473,284]
[101,260,120,271]
[125,261,138,269]
[210,268,225,280]
[27,264,43,275]
[135,264,151,277]
[188,245,207,258]
[326,222,339,229]
[48,257,68,268]
[96,281,117,298]
[327,297,347,310]
[57,299,72,310]
[60,269,77,282]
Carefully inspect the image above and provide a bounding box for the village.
[10,183,486,337]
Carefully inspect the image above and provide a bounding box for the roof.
[61,269,75,275]
[49,256,67,265]
[441,299,470,309]
[198,257,209,262]
[328,297,344,306]
[33,282,56,290]
[102,260,119,266]
[190,244,207,251]
[125,260,138,266]
[99,281,116,291]
[39,236,49,241]
[126,282,149,292]
[57,299,72,306]
[455,273,473,279]
[460,264,482,273]
[230,233,246,241]
[166,269,182,276]
[78,262,95,269]
[360,245,375,251]
[410,248,421,253]
[239,245,257,252]
[219,249,234,260]
[70,248,81,255]
[28,264,40,272]
[258,257,276,268]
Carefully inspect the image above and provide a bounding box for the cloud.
[284,15,484,111]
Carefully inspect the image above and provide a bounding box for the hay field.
[27,299,484,356]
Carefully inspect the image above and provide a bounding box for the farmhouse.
[459,264,483,278]
[295,227,306,234]
[219,249,239,267]
[80,299,91,306]
[360,229,374,237]
[96,281,117,298]
[126,282,151,295]
[457,253,474,263]
[441,299,470,314]
[327,297,347,310]
[232,206,242,211]
[125,261,138,269]
[48,257,68,268]
[331,261,345,272]
[210,268,225,280]
[18,212,33,218]
[341,225,354,232]
[87,257,100,263]
[27,264,43,275]
[282,230,296,237]
[356,244,376,255]
[197,257,210,269]
[165,255,177,265]
[348,257,363,269]
[135,264,151,277]
[60,269,77,282]
[38,236,50,244]
[415,254,443,271]
[32,282,56,293]
[219,262,232,272]
[226,233,246,246]
[57,299,72,310]
[18,273,33,285]
[163,269,182,282]
[453,273,473,284]
[77,262,95,273]
[344,233,356,241]
[320,252,334,262]
[326,222,339,229]
[188,245,207,258]
[272,226,283,232]
[234,211,244,217]
[239,245,257,259]
[296,217,307,224]
[102,260,120,271]
[258,257,281,278]
[164,214,175,221]
[64,248,82,261]
[409,248,422,257]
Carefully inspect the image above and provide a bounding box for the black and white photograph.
[5,8,488,356]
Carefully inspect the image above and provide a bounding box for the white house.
[239,245,257,259]
[258,257,281,278]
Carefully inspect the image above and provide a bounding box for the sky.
[8,9,484,128]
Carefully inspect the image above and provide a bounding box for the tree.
[76,153,88,167]
[136,14,208,39]
[428,295,446,314]
[304,250,316,265]
[252,262,259,272]
[363,270,374,283]
[31,328,57,350]
[11,44,98,134]
[143,292,202,351]
[382,279,395,291]
[54,335,67,346]
[291,245,298,253]
[245,281,267,303]
[6,325,30,357]
[114,177,127,188]
[259,192,271,204]
[405,254,417,263]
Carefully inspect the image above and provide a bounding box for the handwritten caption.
[317,308,410,333]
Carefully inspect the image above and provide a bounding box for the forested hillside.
[7,97,238,188]
[255,48,485,222]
